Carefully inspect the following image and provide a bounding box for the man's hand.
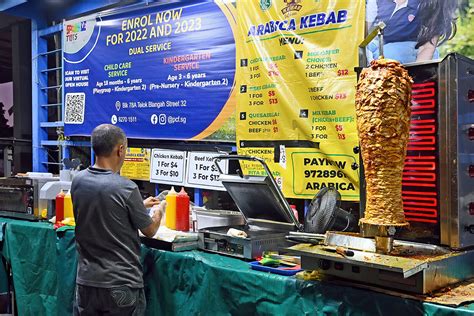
[143,196,160,208]
[140,200,166,238]
[151,204,163,222]
[151,200,166,217]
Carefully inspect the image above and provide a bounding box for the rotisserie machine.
[288,43,474,294]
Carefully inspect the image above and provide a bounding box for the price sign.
[185,152,228,190]
[150,149,186,185]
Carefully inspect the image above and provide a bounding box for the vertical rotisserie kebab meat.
[356,58,413,227]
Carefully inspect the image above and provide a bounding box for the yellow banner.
[121,147,151,181]
[236,0,364,200]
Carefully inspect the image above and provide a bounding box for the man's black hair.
[91,124,126,157]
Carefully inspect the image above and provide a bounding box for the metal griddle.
[198,155,302,259]
[286,232,474,294]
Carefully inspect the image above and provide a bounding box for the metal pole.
[3,146,12,177]
[377,29,385,59]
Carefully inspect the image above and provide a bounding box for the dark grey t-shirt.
[71,167,152,288]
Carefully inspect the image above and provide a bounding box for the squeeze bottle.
[55,190,65,223]
[165,187,177,229]
[64,190,74,219]
[290,205,299,222]
[175,188,190,231]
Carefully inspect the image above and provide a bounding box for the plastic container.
[55,190,65,223]
[175,188,190,231]
[165,187,177,229]
[64,190,74,219]
[249,261,302,276]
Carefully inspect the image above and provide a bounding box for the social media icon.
[151,114,158,125]
[159,114,167,125]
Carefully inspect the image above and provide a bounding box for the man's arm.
[140,202,164,237]
[127,187,161,237]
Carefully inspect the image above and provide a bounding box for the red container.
[55,190,65,223]
[175,188,190,231]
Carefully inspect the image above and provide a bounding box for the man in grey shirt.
[71,124,162,315]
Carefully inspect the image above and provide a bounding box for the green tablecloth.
[0,263,6,293]
[0,222,7,293]
[0,218,473,316]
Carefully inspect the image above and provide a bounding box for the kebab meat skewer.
[355,58,413,228]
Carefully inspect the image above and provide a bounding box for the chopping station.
[286,54,474,295]
[0,0,473,315]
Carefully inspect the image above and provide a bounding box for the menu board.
[185,152,228,190]
[149,150,228,189]
[63,1,237,141]
[150,149,186,185]
[236,0,364,200]
[121,147,151,181]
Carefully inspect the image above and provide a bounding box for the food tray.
[249,261,302,276]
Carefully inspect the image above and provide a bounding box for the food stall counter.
[0,218,472,316]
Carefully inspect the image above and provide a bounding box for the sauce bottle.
[175,188,190,231]
[55,190,65,223]
[165,187,177,229]
[290,204,299,222]
[64,190,74,219]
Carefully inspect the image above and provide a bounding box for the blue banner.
[63,1,236,140]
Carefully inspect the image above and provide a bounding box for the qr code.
[64,92,85,124]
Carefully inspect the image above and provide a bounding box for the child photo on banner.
[365,0,459,64]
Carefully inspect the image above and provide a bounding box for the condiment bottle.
[55,190,65,223]
[64,190,74,219]
[165,187,177,229]
[175,188,190,231]
[290,204,299,222]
